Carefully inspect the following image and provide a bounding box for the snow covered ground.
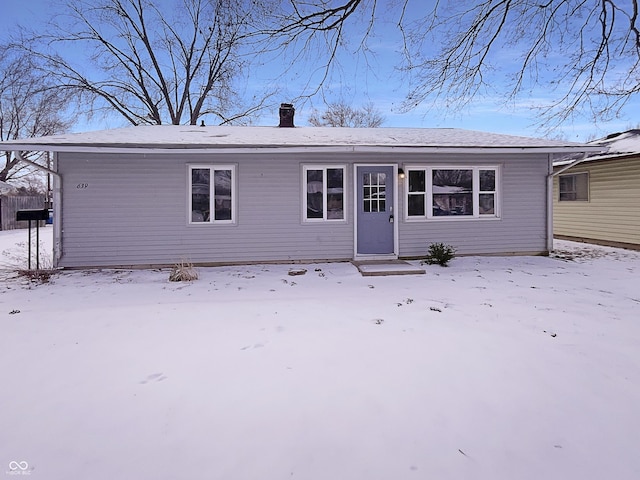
[1,227,639,480]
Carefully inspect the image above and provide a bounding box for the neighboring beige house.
[553,129,640,250]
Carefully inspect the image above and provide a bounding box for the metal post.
[46,151,51,205]
[27,220,32,270]
[17,209,50,270]
[36,221,40,270]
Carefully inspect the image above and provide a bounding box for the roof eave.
[3,144,605,155]
[554,150,640,166]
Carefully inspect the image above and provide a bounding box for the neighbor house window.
[303,165,346,221]
[406,166,500,219]
[189,165,236,224]
[559,172,589,201]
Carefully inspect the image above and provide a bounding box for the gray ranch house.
[1,118,600,268]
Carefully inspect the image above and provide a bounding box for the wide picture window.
[304,166,345,221]
[189,165,235,224]
[407,167,499,219]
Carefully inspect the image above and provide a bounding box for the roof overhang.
[3,144,605,155]
[1,125,605,156]
[554,150,638,167]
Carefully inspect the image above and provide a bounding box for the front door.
[356,165,395,255]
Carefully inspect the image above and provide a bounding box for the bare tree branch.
[246,0,379,106]
[7,0,638,133]
[258,0,640,126]
[397,0,640,126]
[19,0,274,126]
[0,45,73,183]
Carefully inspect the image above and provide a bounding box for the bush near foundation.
[423,242,456,267]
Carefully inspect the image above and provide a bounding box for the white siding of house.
[57,150,550,268]
[553,156,640,248]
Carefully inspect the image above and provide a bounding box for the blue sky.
[2,0,638,141]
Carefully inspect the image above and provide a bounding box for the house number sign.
[76,183,89,189]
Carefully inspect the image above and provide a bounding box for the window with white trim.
[406,166,500,219]
[189,165,236,224]
[559,172,589,201]
[303,165,346,221]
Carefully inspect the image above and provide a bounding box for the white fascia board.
[4,144,605,155]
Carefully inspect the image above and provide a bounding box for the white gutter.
[15,151,62,267]
[551,153,593,177]
[15,151,60,177]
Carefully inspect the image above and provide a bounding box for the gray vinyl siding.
[57,152,354,268]
[398,153,549,257]
[57,150,550,268]
[553,156,640,247]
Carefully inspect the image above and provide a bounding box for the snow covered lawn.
[1,227,639,479]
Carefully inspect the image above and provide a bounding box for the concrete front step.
[352,260,426,276]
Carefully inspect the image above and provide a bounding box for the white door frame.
[353,163,400,260]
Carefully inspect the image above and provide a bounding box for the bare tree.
[10,0,634,131]
[250,0,374,103]
[262,1,640,125]
[0,46,73,183]
[22,0,274,126]
[308,102,384,127]
[400,0,640,124]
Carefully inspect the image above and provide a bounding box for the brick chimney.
[279,103,295,127]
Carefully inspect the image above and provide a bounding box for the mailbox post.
[16,209,49,270]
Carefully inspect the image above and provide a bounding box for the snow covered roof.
[554,129,640,166]
[598,129,640,153]
[0,125,602,154]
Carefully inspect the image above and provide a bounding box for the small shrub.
[2,241,56,284]
[18,269,55,283]
[2,241,53,271]
[169,260,198,282]
[423,242,456,267]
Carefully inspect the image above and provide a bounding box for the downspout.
[546,152,589,252]
[15,151,63,267]
[15,151,59,177]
